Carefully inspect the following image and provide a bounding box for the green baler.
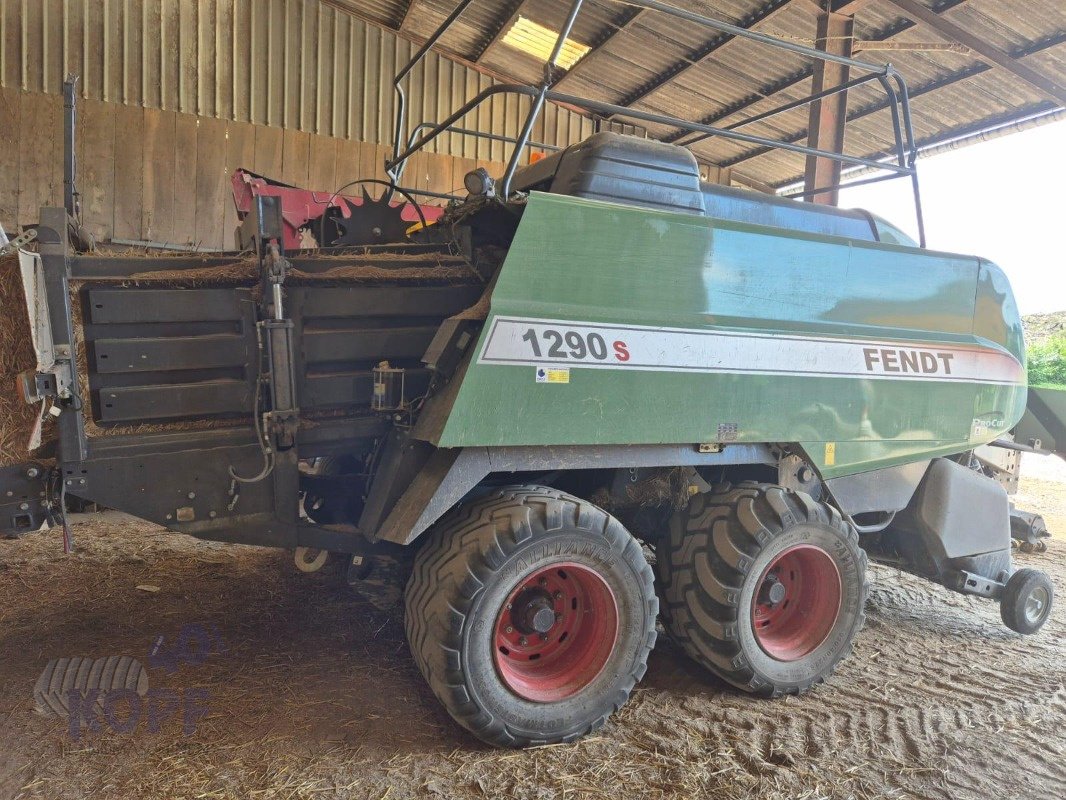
[2,0,1056,749]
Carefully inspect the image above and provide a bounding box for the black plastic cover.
[910,458,1011,561]
[512,132,884,241]
[514,132,706,216]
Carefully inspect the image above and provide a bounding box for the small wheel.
[405,486,657,747]
[1036,540,1049,554]
[656,482,868,696]
[1000,568,1054,634]
[294,546,329,573]
[1019,541,1036,554]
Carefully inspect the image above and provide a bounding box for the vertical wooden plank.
[141,107,177,243]
[253,124,283,179]
[223,119,256,250]
[194,116,228,249]
[82,0,105,100]
[402,151,430,195]
[334,138,362,189]
[358,143,389,184]
[75,98,116,243]
[425,152,455,198]
[2,1,24,90]
[308,134,337,192]
[112,104,145,240]
[281,128,310,187]
[451,156,476,200]
[172,113,198,245]
[17,92,63,227]
[0,88,21,231]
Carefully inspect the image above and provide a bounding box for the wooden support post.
[803,10,854,206]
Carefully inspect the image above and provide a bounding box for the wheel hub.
[512,589,558,635]
[493,562,619,703]
[1025,586,1051,625]
[752,544,843,662]
[759,574,788,606]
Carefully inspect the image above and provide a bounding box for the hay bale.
[0,253,49,467]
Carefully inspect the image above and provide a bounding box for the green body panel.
[436,193,1026,479]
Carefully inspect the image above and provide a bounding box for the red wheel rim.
[493,562,619,703]
[751,544,842,662]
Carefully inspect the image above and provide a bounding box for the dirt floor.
[1,458,1064,800]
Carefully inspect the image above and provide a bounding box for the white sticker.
[480,317,1023,386]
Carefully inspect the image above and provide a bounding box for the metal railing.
[385,0,927,246]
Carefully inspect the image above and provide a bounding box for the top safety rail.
[385,0,927,247]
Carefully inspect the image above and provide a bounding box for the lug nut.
[553,591,563,600]
[519,637,528,646]
[505,625,513,634]
[539,578,548,587]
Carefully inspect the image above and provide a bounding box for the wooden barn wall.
[0,0,649,248]
[0,87,508,248]
[0,0,629,160]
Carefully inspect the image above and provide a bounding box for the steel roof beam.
[719,30,1066,170]
[469,1,529,63]
[885,0,1066,107]
[397,0,417,31]
[664,0,970,145]
[831,0,876,14]
[551,7,648,87]
[803,10,855,205]
[608,0,802,114]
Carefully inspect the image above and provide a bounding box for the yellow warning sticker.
[536,368,570,384]
[824,442,836,466]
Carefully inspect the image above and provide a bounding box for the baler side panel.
[437,193,1026,478]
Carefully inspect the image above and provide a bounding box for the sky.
[837,118,1066,316]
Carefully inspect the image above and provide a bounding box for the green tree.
[1027,333,1066,388]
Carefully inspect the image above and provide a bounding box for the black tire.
[656,482,868,696]
[1000,567,1054,634]
[404,485,657,747]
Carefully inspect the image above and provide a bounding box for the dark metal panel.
[96,379,251,422]
[297,284,483,319]
[302,326,439,364]
[87,288,247,324]
[76,446,283,543]
[92,334,250,373]
[302,368,432,408]
[84,416,386,460]
[825,459,929,516]
[71,256,246,278]
[297,415,390,456]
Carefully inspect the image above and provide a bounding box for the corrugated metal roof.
[354,0,1066,188]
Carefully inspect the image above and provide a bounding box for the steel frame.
[385,0,928,246]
